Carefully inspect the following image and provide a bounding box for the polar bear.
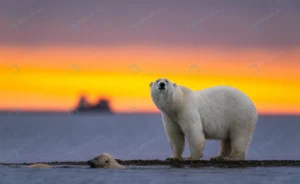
[28,163,51,168]
[87,153,125,169]
[150,78,257,161]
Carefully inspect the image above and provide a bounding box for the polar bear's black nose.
[159,82,165,89]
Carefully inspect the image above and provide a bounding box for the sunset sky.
[1,0,300,114]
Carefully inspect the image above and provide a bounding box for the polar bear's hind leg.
[210,139,232,161]
[227,137,248,160]
[227,127,254,160]
[227,112,257,160]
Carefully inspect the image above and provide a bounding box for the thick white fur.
[150,78,257,160]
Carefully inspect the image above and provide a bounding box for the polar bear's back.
[193,86,257,140]
[195,86,256,110]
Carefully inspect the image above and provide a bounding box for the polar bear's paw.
[210,155,245,161]
[210,156,228,161]
[166,157,182,161]
[185,156,202,161]
[225,155,245,161]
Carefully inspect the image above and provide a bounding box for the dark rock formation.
[72,95,113,114]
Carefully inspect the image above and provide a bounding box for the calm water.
[0,113,300,183]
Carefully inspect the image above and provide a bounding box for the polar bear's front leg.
[162,114,185,160]
[186,128,205,160]
[179,115,205,160]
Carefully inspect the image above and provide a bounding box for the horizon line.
[1,109,300,116]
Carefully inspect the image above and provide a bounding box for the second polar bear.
[28,163,51,168]
[87,153,125,169]
[150,78,257,161]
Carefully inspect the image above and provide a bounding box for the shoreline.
[2,160,300,168]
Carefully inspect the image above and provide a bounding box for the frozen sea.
[0,113,300,183]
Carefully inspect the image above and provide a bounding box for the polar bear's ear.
[173,83,177,88]
[150,82,153,87]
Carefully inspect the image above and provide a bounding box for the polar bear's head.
[150,78,177,95]
[150,78,178,110]
[87,153,125,169]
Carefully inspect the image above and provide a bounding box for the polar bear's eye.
[156,80,159,83]
[105,160,109,163]
[165,80,168,83]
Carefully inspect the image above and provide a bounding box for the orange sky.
[1,45,300,114]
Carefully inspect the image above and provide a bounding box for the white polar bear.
[150,78,258,161]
